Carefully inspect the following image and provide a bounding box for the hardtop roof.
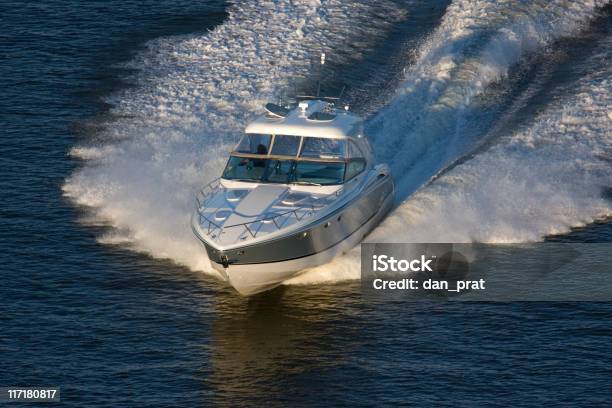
[244,100,363,139]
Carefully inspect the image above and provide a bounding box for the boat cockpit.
[222,133,372,186]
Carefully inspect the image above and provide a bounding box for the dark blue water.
[1,1,611,406]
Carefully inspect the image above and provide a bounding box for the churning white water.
[63,0,402,274]
[64,0,611,285]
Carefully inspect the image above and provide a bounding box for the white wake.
[63,0,402,274]
[288,0,611,284]
[64,0,610,286]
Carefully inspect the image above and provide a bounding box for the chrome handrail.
[194,178,345,242]
[195,178,222,210]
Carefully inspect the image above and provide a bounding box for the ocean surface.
[1,0,611,406]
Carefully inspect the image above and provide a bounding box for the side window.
[348,140,365,159]
[345,159,366,181]
[235,134,271,154]
[363,137,374,154]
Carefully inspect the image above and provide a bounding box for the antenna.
[294,53,345,103]
[317,52,325,97]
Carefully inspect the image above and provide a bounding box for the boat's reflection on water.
[206,281,364,404]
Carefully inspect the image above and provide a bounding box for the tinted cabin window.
[300,137,346,159]
[235,134,271,154]
[271,135,300,156]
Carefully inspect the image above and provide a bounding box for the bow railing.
[194,178,345,243]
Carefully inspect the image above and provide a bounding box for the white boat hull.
[210,189,394,295]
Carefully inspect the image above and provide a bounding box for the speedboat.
[192,99,394,295]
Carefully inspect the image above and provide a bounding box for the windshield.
[222,156,345,185]
[294,161,345,185]
[235,134,348,159]
[271,135,300,156]
[235,134,271,154]
[300,137,346,159]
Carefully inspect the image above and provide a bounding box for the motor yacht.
[192,99,395,295]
